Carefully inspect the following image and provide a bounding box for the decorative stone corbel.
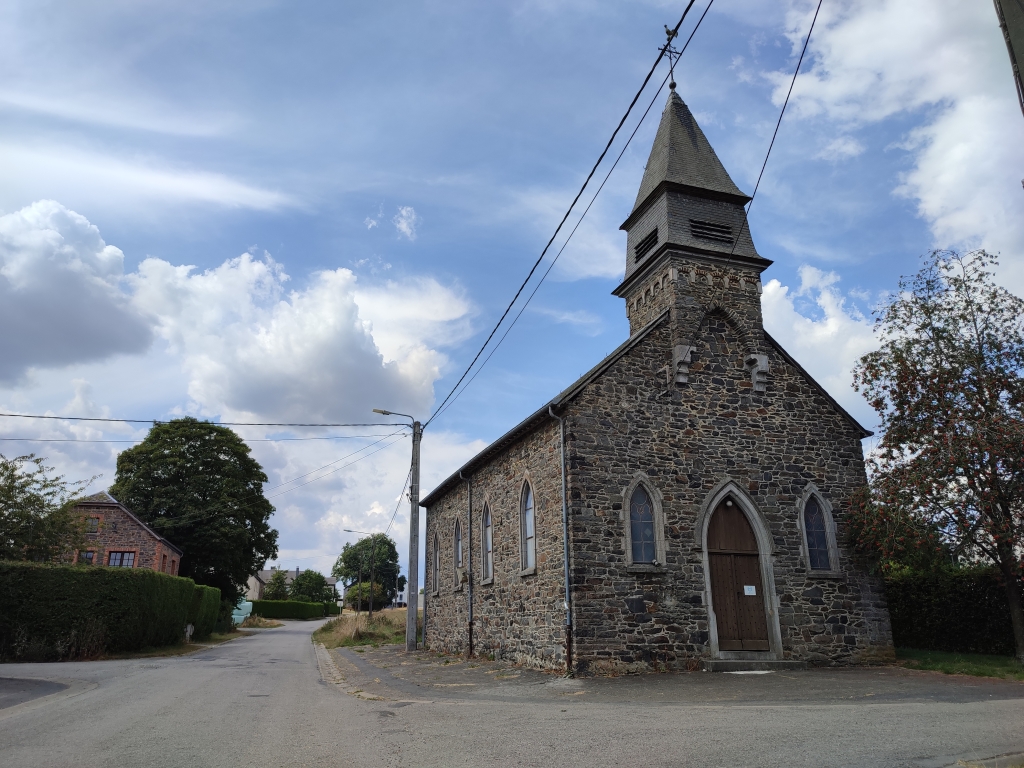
[673,343,695,385]
[745,353,769,393]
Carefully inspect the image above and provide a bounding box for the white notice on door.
[743,585,756,596]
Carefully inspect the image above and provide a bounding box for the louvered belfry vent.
[634,228,659,263]
[690,219,734,245]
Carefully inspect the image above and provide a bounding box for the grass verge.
[100,630,252,660]
[240,616,283,629]
[313,608,419,649]
[896,648,1024,681]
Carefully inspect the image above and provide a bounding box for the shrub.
[885,567,1018,655]
[344,581,387,609]
[325,602,341,616]
[250,599,324,619]
[186,585,221,640]
[0,561,194,661]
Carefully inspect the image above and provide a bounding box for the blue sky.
[2,0,1022,583]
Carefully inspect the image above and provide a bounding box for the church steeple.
[613,89,771,338]
[631,89,750,214]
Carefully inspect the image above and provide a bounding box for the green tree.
[289,569,329,603]
[344,581,386,610]
[263,569,289,601]
[852,250,1024,661]
[332,533,402,605]
[0,454,90,562]
[110,418,279,604]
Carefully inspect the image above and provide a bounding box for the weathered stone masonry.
[421,88,893,672]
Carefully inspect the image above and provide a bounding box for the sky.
[2,0,1022,587]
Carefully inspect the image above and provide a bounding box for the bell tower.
[612,86,774,389]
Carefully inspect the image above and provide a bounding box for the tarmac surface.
[1,619,1023,768]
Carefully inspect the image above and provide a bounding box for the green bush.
[0,561,194,661]
[186,585,221,640]
[250,599,324,619]
[344,581,386,609]
[885,566,1018,655]
[325,602,341,616]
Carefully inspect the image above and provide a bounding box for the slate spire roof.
[632,88,750,213]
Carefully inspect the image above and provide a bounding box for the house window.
[454,520,464,572]
[804,498,831,571]
[161,554,168,572]
[86,517,99,534]
[629,486,656,563]
[78,551,94,565]
[170,559,177,575]
[521,483,536,570]
[482,505,493,581]
[108,551,135,568]
[432,534,440,593]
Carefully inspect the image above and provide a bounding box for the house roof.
[420,316,873,508]
[628,89,751,219]
[257,568,337,587]
[75,491,184,556]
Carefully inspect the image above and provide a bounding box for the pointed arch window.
[623,477,666,569]
[629,486,656,564]
[431,533,440,594]
[521,483,536,571]
[481,505,493,581]
[803,497,831,571]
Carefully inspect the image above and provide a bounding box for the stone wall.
[73,502,179,573]
[563,309,893,673]
[424,421,569,670]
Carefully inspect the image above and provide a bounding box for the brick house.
[420,89,894,673]
[72,491,183,574]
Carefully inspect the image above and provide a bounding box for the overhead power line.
[730,0,824,257]
[424,0,703,429]
[0,413,405,429]
[0,433,406,444]
[427,0,716,425]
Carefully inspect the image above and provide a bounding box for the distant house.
[72,491,183,574]
[245,566,337,601]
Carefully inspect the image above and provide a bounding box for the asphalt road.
[1,620,1023,768]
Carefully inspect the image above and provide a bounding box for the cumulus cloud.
[776,0,1024,282]
[128,254,471,423]
[392,206,420,240]
[762,265,878,426]
[0,201,152,383]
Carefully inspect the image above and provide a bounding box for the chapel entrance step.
[701,659,809,672]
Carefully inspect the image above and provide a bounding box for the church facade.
[420,90,894,673]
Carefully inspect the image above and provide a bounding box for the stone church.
[420,88,894,673]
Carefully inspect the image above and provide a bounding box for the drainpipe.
[459,470,474,657]
[548,405,573,676]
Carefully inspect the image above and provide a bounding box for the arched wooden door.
[707,497,770,651]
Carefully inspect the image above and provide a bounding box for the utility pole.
[407,420,422,650]
[372,409,422,651]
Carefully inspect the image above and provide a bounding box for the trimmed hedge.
[250,599,324,619]
[325,602,341,616]
[187,585,221,640]
[0,561,195,661]
[885,567,1019,655]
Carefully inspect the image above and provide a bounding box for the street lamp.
[372,408,422,651]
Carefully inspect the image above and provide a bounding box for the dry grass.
[239,615,283,629]
[313,608,414,649]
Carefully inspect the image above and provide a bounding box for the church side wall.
[424,420,567,669]
[565,319,893,673]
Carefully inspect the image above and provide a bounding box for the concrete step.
[701,659,808,672]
